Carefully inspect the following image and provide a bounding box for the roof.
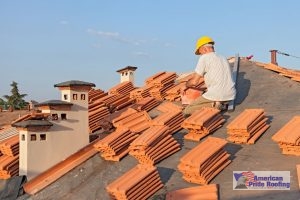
[12,120,53,128]
[116,66,137,73]
[17,59,300,199]
[54,80,96,88]
[35,100,73,107]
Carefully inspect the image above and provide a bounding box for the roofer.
[182,36,236,117]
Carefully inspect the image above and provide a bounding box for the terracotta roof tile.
[0,154,19,179]
[108,81,135,96]
[94,128,138,161]
[129,86,152,101]
[151,110,184,134]
[155,101,183,113]
[106,164,163,199]
[178,137,230,184]
[145,71,166,85]
[181,107,224,141]
[129,126,180,165]
[254,61,300,83]
[226,109,270,144]
[130,97,160,112]
[0,135,19,157]
[272,116,300,155]
[112,111,151,133]
[88,88,106,103]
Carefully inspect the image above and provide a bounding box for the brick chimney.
[270,50,278,65]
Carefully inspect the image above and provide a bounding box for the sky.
[1,0,300,102]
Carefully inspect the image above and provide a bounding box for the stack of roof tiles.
[0,135,19,156]
[166,184,219,200]
[181,107,225,141]
[178,137,231,184]
[129,86,152,101]
[149,83,176,100]
[93,128,138,161]
[99,107,137,131]
[129,126,180,165]
[148,72,177,100]
[102,81,137,111]
[98,107,137,131]
[150,102,184,134]
[130,97,160,112]
[272,116,300,155]
[88,88,110,133]
[108,81,136,96]
[88,88,107,103]
[0,135,19,179]
[89,106,110,133]
[99,97,159,131]
[155,101,183,113]
[151,110,184,134]
[88,82,138,133]
[113,110,151,133]
[226,109,270,144]
[164,72,206,102]
[108,95,135,112]
[145,71,168,85]
[106,164,163,200]
[164,82,186,101]
[110,108,138,126]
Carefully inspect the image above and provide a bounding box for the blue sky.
[1,1,300,102]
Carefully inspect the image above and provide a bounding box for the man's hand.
[186,73,202,88]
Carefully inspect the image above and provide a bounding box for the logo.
[233,171,290,190]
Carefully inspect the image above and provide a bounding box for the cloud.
[87,28,141,46]
[91,43,102,48]
[59,20,69,25]
[164,42,175,48]
[133,51,150,58]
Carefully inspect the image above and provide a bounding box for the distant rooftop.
[35,100,73,107]
[54,80,96,88]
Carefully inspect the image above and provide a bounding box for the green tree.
[0,98,7,109]
[3,81,28,110]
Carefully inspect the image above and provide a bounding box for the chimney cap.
[116,66,137,73]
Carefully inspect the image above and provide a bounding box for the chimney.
[270,50,278,65]
[116,66,137,84]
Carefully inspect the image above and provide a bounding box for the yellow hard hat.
[195,36,215,55]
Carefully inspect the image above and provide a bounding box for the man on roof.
[182,36,236,117]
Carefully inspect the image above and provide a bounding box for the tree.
[3,81,28,110]
[0,98,8,110]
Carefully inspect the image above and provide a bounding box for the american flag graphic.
[242,171,256,186]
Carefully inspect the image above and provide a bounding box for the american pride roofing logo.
[233,171,290,190]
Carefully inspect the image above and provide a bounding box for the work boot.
[212,102,228,111]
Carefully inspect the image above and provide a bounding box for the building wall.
[19,87,90,180]
[19,130,28,178]
[19,129,51,180]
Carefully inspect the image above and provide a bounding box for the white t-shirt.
[195,52,236,101]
